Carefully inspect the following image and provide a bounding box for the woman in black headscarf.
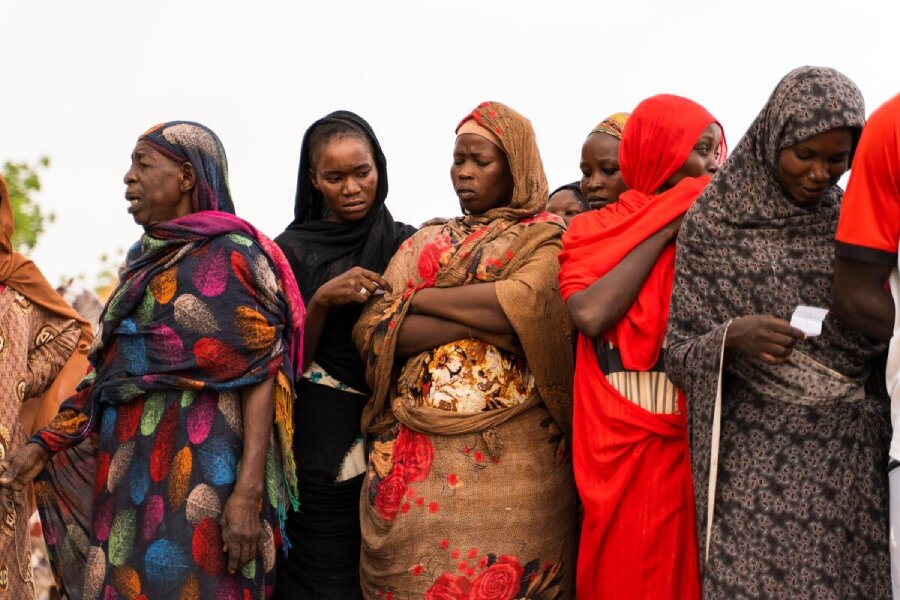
[274,111,415,599]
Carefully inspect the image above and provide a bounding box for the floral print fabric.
[399,338,535,414]
[363,408,575,599]
[666,67,890,598]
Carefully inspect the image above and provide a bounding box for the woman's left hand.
[220,490,262,574]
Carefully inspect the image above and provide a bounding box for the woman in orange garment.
[558,94,726,598]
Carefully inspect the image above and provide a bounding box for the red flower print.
[410,564,425,576]
[473,451,485,464]
[439,539,450,550]
[424,573,472,600]
[375,464,408,521]
[394,426,435,483]
[428,502,440,513]
[468,556,524,600]
[416,234,452,284]
[447,473,459,486]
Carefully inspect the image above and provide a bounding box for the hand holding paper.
[789,305,829,338]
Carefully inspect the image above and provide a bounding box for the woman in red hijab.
[558,94,726,598]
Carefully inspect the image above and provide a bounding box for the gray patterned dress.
[666,66,891,599]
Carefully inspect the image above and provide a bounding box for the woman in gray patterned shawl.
[666,66,891,598]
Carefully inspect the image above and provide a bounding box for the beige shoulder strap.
[706,320,731,563]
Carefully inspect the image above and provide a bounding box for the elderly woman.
[667,67,891,598]
[274,111,415,598]
[558,94,725,599]
[353,101,577,598]
[0,175,91,598]
[0,121,305,599]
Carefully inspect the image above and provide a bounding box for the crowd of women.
[0,64,894,600]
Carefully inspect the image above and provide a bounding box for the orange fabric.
[572,335,700,599]
[558,94,721,598]
[0,175,93,431]
[836,93,900,257]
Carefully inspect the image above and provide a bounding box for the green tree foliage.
[2,156,54,252]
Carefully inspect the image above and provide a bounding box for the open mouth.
[126,195,142,213]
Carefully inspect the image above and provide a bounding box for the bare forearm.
[833,257,894,342]
[833,292,894,341]
[411,284,513,333]
[568,229,672,338]
[396,315,470,358]
[235,377,275,498]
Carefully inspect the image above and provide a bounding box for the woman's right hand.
[0,443,50,517]
[313,267,391,308]
[725,315,806,364]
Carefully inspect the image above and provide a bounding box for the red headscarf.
[559,94,725,369]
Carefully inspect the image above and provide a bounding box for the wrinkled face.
[661,123,723,191]
[123,140,194,229]
[547,189,584,227]
[450,133,514,215]
[777,128,853,205]
[310,135,378,224]
[580,132,627,209]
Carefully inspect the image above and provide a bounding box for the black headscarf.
[275,111,416,390]
[549,180,588,210]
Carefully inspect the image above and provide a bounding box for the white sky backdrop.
[3,0,898,286]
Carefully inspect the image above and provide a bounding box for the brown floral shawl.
[353,101,574,438]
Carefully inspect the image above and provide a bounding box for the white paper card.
[790,305,829,337]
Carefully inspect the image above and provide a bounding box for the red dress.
[558,94,726,598]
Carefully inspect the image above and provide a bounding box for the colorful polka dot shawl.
[33,122,305,538]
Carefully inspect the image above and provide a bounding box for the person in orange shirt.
[833,92,900,597]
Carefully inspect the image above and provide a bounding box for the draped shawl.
[665,66,874,557]
[0,175,93,432]
[558,94,724,599]
[275,111,415,389]
[559,94,725,368]
[34,121,306,536]
[353,101,574,437]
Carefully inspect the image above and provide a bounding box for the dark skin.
[395,134,518,357]
[302,135,393,370]
[0,140,275,573]
[833,258,893,341]
[726,129,856,362]
[567,125,721,339]
[124,140,195,228]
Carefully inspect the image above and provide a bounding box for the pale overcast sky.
[3,0,898,287]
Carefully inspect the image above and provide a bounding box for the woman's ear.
[308,167,320,191]
[180,162,197,192]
